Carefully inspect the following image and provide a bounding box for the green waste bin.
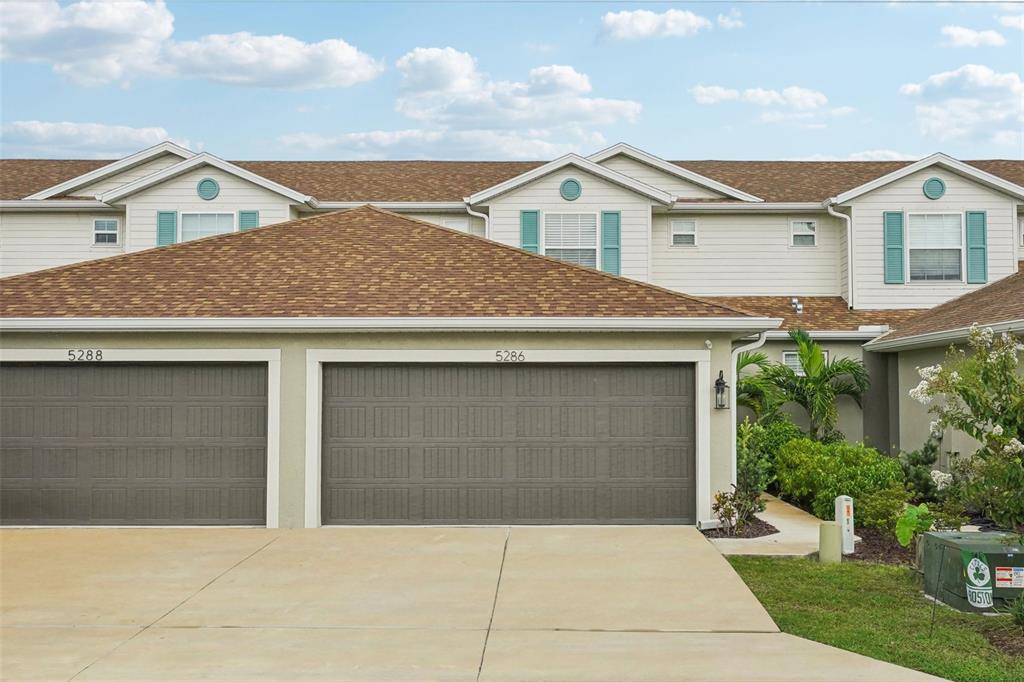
[920,531,1024,612]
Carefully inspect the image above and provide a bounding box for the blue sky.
[0,1,1021,160]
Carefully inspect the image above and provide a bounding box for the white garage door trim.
[0,348,281,528]
[305,349,712,528]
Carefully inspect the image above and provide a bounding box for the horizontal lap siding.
[0,211,126,277]
[598,155,725,199]
[485,168,653,282]
[76,154,186,196]
[651,213,843,296]
[849,168,1017,309]
[124,167,294,251]
[403,213,487,238]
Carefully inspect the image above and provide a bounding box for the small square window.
[670,220,697,246]
[782,349,829,377]
[93,219,119,245]
[791,220,816,247]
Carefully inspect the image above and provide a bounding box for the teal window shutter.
[520,210,539,253]
[601,211,621,275]
[966,211,987,283]
[156,211,177,246]
[239,210,260,231]
[883,211,905,284]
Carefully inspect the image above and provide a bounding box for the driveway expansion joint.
[476,526,511,682]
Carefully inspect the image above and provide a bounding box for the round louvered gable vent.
[197,177,220,201]
[923,177,946,200]
[560,178,582,201]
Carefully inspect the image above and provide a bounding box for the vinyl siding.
[122,166,294,250]
[405,212,486,238]
[598,154,725,198]
[76,154,188,196]
[0,211,126,276]
[651,212,843,296]
[848,168,1017,309]
[485,167,653,281]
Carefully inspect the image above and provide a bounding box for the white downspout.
[730,332,768,486]
[464,200,490,239]
[826,199,854,309]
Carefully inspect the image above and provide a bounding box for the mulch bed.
[701,517,779,539]
[984,628,1024,658]
[847,527,916,566]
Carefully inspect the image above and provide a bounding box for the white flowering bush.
[910,325,1024,532]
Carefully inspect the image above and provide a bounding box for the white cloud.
[830,106,857,116]
[690,85,739,104]
[693,84,829,110]
[717,9,744,30]
[164,33,383,89]
[601,9,712,40]
[900,64,1023,146]
[0,0,382,89]
[998,15,1024,30]
[940,25,1006,47]
[0,120,189,158]
[280,47,639,159]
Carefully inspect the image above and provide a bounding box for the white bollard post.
[835,495,855,555]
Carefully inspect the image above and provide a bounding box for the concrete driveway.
[1,527,938,681]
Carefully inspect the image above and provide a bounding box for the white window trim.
[540,210,601,269]
[905,211,966,284]
[178,212,236,242]
[304,348,713,528]
[0,348,281,529]
[782,349,829,377]
[1018,216,1023,248]
[92,217,121,247]
[669,219,698,247]
[790,219,817,247]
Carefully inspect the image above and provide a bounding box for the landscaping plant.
[735,350,783,421]
[714,420,773,534]
[857,483,912,533]
[999,596,1024,637]
[895,503,935,547]
[909,325,1024,533]
[757,329,870,440]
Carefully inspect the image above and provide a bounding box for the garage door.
[0,363,267,525]
[321,363,695,525]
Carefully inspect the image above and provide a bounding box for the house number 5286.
[495,350,526,362]
[67,349,103,361]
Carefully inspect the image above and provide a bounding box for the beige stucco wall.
[1,330,738,528]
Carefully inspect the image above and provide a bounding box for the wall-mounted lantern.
[714,370,729,409]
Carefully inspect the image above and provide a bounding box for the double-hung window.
[782,350,829,377]
[93,219,119,245]
[180,213,234,242]
[908,213,962,282]
[670,220,697,246]
[544,212,598,267]
[791,220,817,247]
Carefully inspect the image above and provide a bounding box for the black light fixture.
[714,370,729,409]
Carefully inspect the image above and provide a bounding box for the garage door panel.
[321,364,696,525]
[0,364,267,526]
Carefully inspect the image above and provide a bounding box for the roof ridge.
[359,205,759,318]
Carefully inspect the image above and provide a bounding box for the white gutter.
[825,199,855,309]
[864,319,1024,352]
[730,331,768,486]
[463,201,490,239]
[671,202,823,212]
[0,316,784,333]
[313,201,469,211]
[763,329,887,341]
[0,200,116,211]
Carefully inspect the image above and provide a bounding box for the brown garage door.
[0,363,267,525]
[321,363,695,525]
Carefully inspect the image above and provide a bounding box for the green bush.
[776,438,904,519]
[737,419,773,498]
[857,483,911,533]
[749,415,804,462]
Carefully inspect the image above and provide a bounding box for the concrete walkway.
[712,494,824,557]
[1,527,939,681]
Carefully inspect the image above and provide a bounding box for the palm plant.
[735,350,782,420]
[758,329,870,440]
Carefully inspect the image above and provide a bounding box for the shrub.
[712,486,763,535]
[776,438,904,519]
[737,419,773,500]
[749,414,804,464]
[895,503,934,547]
[899,437,942,503]
[857,483,911,533]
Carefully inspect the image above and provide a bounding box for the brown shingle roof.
[705,296,925,332]
[0,206,754,319]
[2,157,1022,203]
[876,271,1024,342]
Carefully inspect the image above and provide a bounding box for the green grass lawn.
[728,556,1023,682]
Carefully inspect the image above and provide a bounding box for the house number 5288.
[67,349,103,361]
[495,350,526,362]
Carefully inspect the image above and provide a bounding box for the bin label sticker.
[995,566,1024,589]
[962,551,993,608]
